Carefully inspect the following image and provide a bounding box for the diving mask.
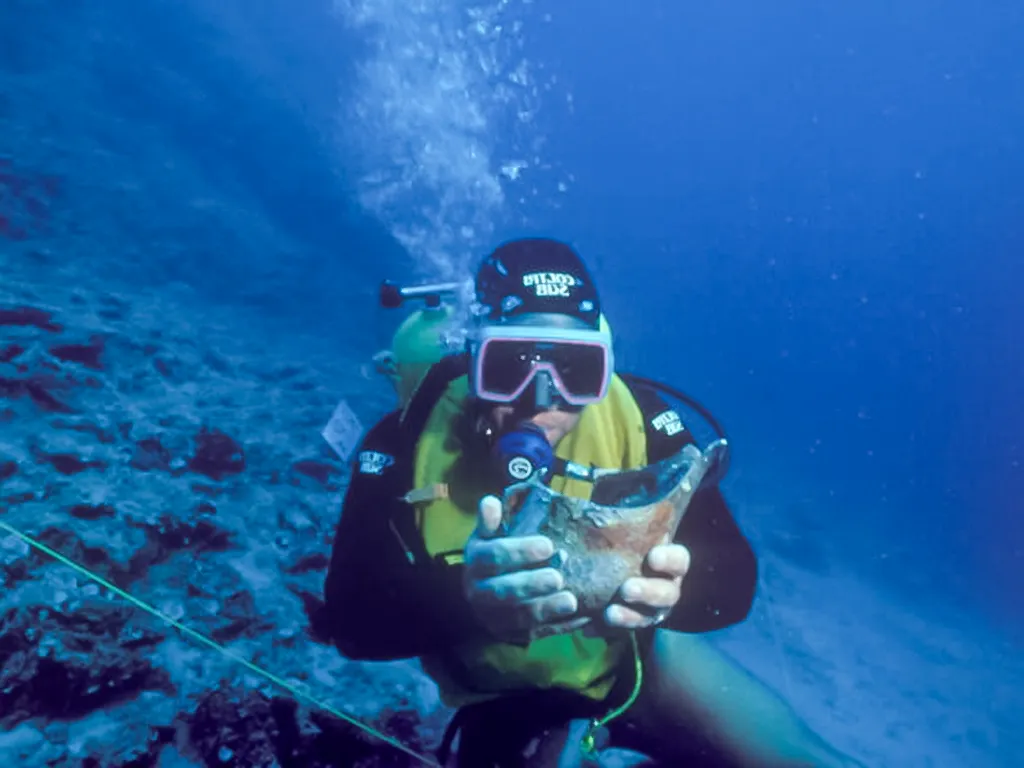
[469,322,614,409]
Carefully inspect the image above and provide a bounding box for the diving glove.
[462,495,587,643]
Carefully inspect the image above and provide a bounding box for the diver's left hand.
[604,543,691,629]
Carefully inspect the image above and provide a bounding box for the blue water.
[2,0,1021,765]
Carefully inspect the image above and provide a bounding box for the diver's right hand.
[462,495,579,643]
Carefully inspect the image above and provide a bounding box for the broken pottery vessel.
[502,439,729,639]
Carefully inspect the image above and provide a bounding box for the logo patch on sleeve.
[651,409,684,437]
[358,450,395,475]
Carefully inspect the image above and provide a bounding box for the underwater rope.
[0,519,441,768]
[579,630,643,754]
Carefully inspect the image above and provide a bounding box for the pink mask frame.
[470,325,614,407]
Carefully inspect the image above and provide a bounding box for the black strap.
[619,372,728,444]
[383,353,470,569]
[550,456,602,484]
[399,352,470,444]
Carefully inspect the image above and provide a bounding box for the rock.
[39,450,108,475]
[208,590,273,644]
[0,160,61,241]
[0,459,16,481]
[68,503,117,521]
[0,343,26,362]
[191,482,224,497]
[130,436,173,472]
[0,304,63,332]
[96,295,130,322]
[0,488,35,507]
[0,602,171,729]
[49,334,107,371]
[201,350,232,376]
[286,553,330,576]
[59,698,177,768]
[187,688,310,767]
[51,415,119,444]
[292,460,341,487]
[186,688,405,768]
[152,357,177,379]
[123,513,234,581]
[25,527,131,584]
[0,373,75,412]
[139,514,232,555]
[0,723,46,765]
[293,589,331,643]
[187,427,246,481]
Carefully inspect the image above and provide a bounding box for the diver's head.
[467,238,614,431]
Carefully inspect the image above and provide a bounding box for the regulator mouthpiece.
[493,422,554,485]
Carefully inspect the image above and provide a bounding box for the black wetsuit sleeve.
[668,484,758,632]
[319,412,493,661]
[631,386,758,633]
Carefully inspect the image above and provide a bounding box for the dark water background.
[530,2,1024,628]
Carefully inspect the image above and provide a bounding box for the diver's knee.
[634,629,720,713]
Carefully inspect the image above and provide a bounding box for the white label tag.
[321,399,364,461]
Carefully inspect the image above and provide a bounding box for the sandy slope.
[709,521,1024,767]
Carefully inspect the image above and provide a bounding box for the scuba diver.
[319,238,864,767]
